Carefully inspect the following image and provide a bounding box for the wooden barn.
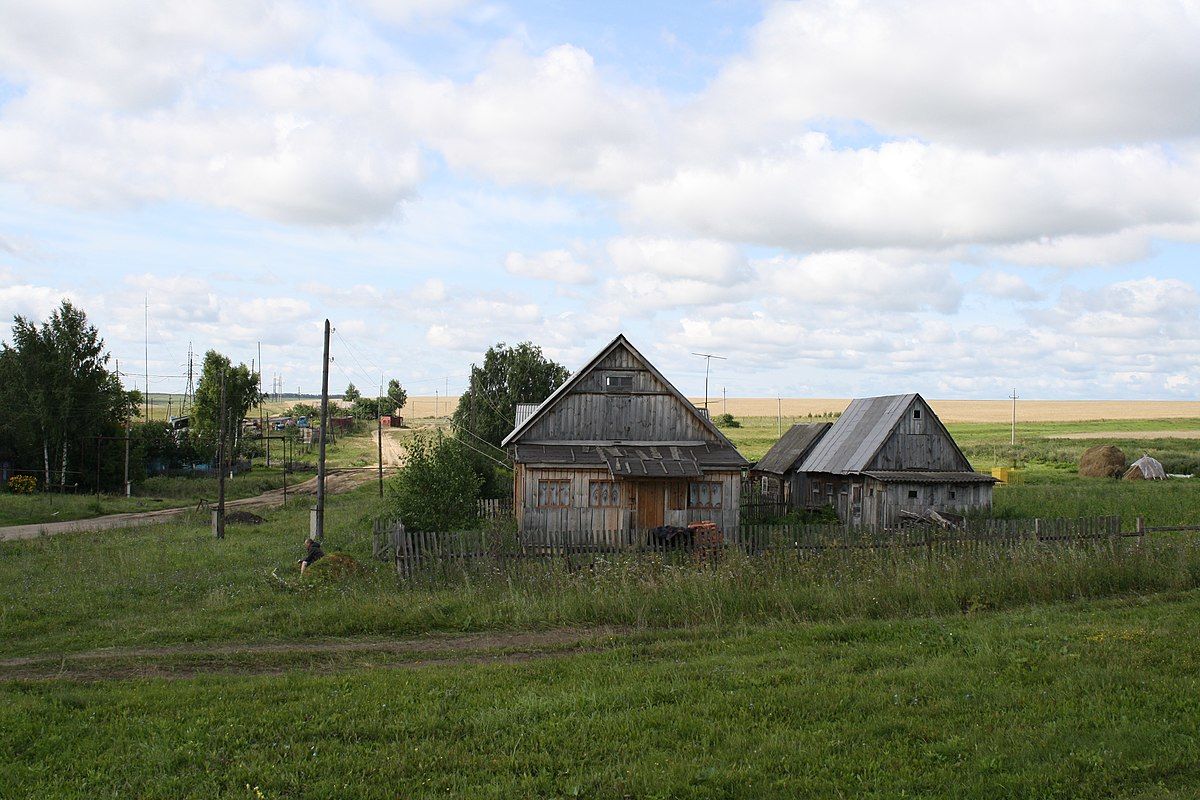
[751,422,832,507]
[794,393,996,528]
[502,334,749,535]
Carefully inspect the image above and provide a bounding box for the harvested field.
[1048,429,1200,440]
[398,396,1200,422]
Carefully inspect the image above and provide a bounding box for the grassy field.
[0,470,290,527]
[3,483,1200,796]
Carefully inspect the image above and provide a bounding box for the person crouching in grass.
[298,537,325,574]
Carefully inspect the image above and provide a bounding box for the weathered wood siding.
[519,467,740,534]
[867,396,973,472]
[519,346,716,443]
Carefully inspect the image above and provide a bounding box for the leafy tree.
[351,396,381,419]
[192,351,263,460]
[452,342,570,447]
[386,430,483,531]
[343,383,361,402]
[0,300,135,489]
[285,402,320,419]
[386,379,407,414]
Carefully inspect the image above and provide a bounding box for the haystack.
[1123,454,1166,481]
[1078,445,1126,478]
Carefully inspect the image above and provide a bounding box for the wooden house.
[794,393,996,527]
[751,422,832,507]
[502,334,749,535]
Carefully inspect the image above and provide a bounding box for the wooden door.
[635,482,665,529]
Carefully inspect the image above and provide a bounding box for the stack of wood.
[688,521,724,565]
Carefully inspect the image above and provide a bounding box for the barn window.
[913,408,922,420]
[826,483,834,496]
[812,484,821,497]
[537,479,571,508]
[949,490,957,500]
[688,481,723,509]
[907,489,919,500]
[589,480,621,507]
[605,374,633,393]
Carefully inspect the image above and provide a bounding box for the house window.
[537,479,571,508]
[605,374,633,393]
[907,489,919,500]
[812,484,821,497]
[949,490,957,500]
[589,480,621,507]
[913,408,922,420]
[688,481,723,509]
[826,483,834,497]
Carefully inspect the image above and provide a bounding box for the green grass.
[0,470,289,527]
[4,592,1200,798]
[5,485,1200,658]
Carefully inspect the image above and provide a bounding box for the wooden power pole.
[314,319,331,541]
[214,369,227,539]
[377,380,384,498]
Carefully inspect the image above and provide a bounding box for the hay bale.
[1123,454,1166,481]
[305,552,365,580]
[1079,445,1127,478]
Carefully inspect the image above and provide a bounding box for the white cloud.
[973,271,1042,302]
[700,0,1200,148]
[607,237,748,285]
[505,249,593,283]
[988,229,1156,268]
[761,252,963,313]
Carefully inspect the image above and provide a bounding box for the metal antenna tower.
[182,342,196,414]
[691,352,727,414]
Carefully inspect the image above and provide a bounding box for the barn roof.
[863,470,997,485]
[501,333,744,462]
[797,394,916,474]
[753,423,832,475]
[513,442,747,472]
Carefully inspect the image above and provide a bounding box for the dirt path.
[0,468,375,543]
[373,428,406,467]
[0,627,629,681]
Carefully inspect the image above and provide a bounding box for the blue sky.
[1,0,1198,401]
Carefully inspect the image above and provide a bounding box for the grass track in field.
[3,592,1200,798]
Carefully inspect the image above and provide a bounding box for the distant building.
[502,334,749,535]
[793,393,996,527]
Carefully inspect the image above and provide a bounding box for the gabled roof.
[798,393,972,476]
[753,423,832,475]
[501,333,743,458]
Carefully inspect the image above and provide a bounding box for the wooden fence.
[476,498,513,519]
[373,515,1134,579]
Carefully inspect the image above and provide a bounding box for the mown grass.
[5,485,1200,659]
[4,592,1200,798]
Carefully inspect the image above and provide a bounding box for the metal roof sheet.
[753,423,832,475]
[798,394,918,475]
[862,471,998,485]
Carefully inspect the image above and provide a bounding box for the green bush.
[386,430,483,531]
[713,413,741,428]
[7,475,36,494]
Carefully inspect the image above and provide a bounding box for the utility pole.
[144,296,149,420]
[214,369,227,539]
[314,319,331,541]
[691,352,726,413]
[722,386,727,415]
[435,389,439,418]
[377,379,384,498]
[777,397,782,437]
[1009,388,1019,446]
[124,422,131,497]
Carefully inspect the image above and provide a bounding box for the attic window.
[605,374,633,393]
[913,408,922,420]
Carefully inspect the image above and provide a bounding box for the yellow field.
[397,396,1200,423]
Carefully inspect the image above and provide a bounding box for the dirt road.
[0,627,628,681]
[374,428,406,467]
[0,468,375,543]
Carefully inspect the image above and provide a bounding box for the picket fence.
[372,515,1127,579]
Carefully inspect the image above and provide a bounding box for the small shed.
[751,423,832,506]
[503,334,749,536]
[795,393,996,528]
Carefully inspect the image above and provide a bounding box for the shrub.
[386,430,484,531]
[7,475,36,494]
[713,413,741,428]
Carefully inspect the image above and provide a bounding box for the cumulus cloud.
[760,252,963,313]
[700,0,1200,148]
[973,271,1042,302]
[607,237,748,285]
[505,249,594,283]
